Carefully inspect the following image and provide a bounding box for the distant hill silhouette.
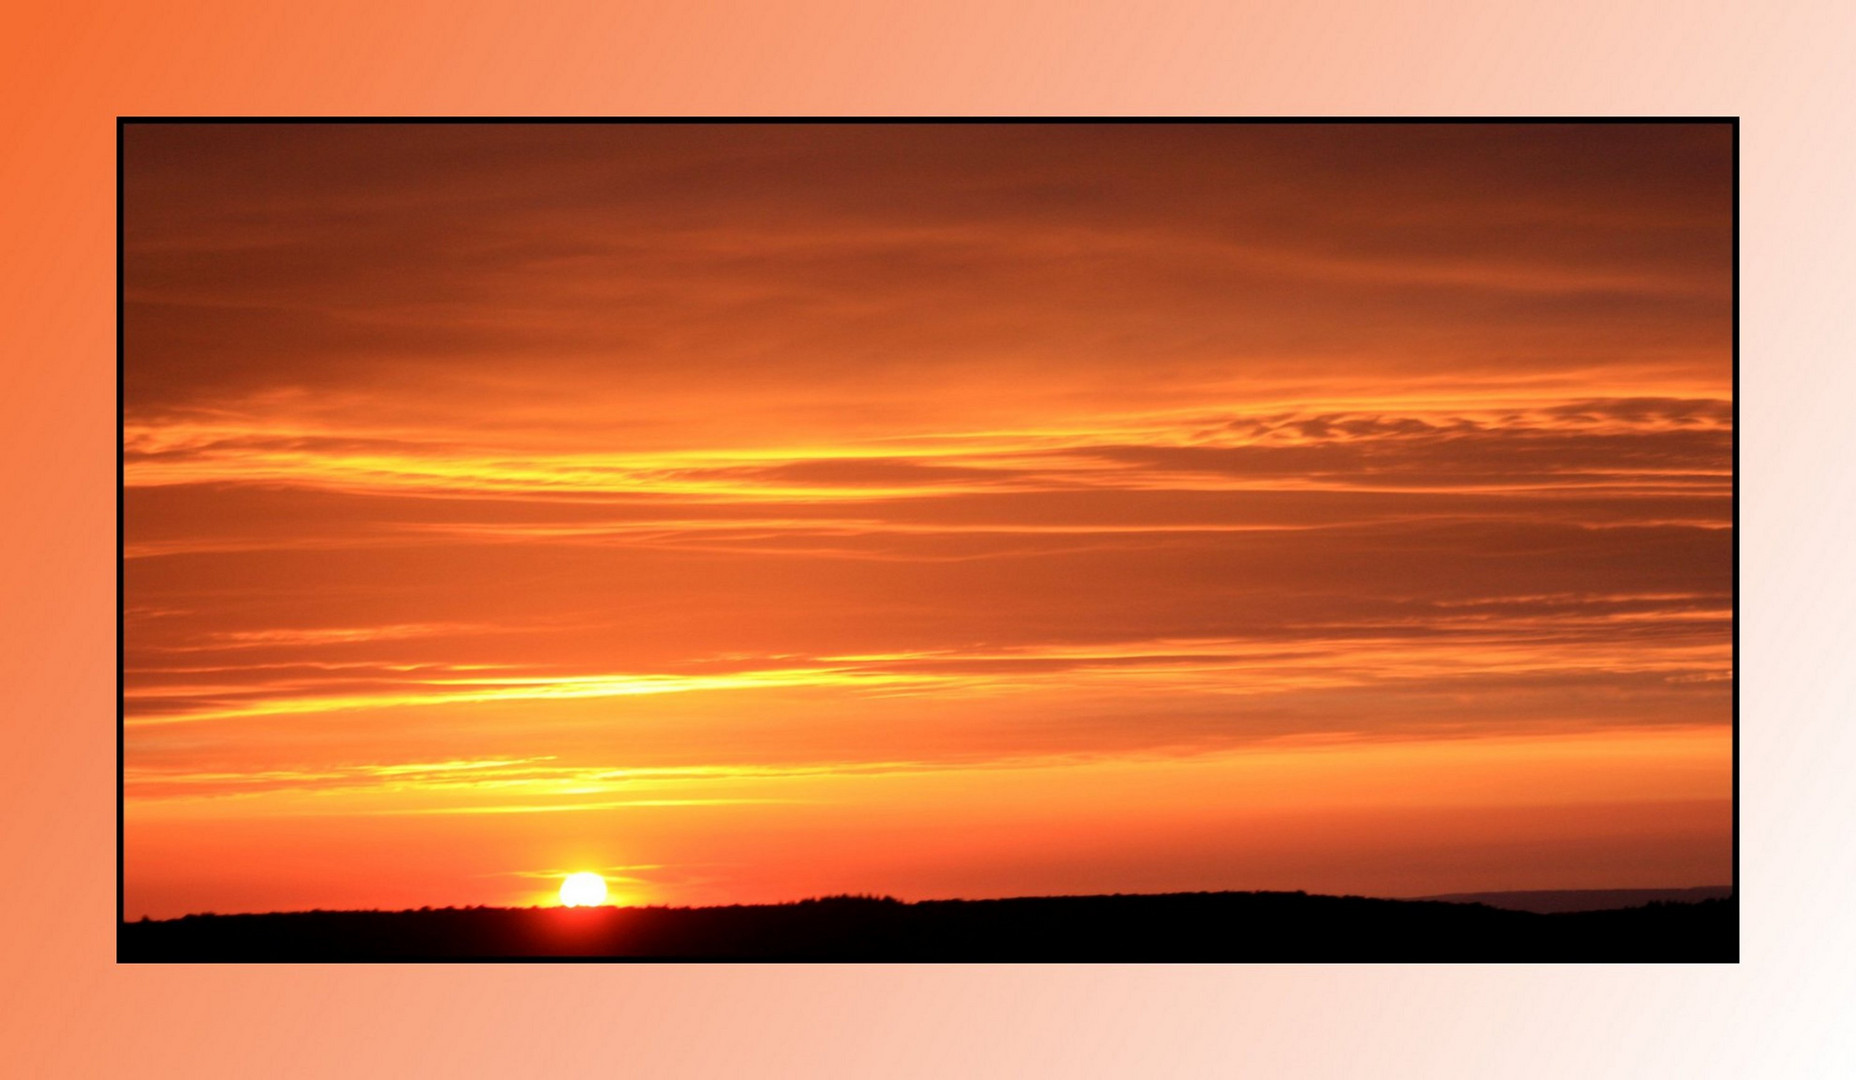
[120,889,1736,962]
[1418,886,1734,914]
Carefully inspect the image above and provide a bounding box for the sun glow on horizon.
[559,872,609,907]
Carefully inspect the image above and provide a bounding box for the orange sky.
[122,123,1732,919]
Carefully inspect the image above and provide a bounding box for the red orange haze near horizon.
[123,123,1732,919]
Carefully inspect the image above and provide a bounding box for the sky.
[122,123,1733,918]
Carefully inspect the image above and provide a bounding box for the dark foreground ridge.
[1419,886,1734,914]
[121,890,1736,962]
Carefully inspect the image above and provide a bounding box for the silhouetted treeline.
[119,890,1736,963]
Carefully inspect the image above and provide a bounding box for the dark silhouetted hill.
[120,889,1735,962]
[1418,886,1733,914]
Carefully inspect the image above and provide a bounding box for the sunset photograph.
[119,120,1734,961]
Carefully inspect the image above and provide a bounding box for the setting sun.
[559,872,608,907]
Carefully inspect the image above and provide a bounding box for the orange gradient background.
[4,2,1852,1078]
